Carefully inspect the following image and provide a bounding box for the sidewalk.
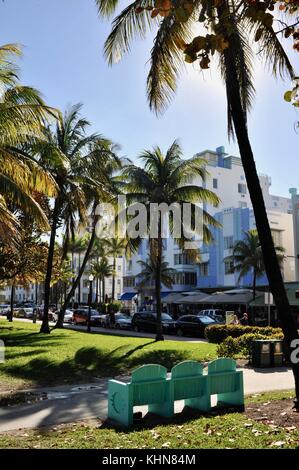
[0,366,294,432]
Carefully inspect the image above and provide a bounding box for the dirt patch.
[246,398,299,429]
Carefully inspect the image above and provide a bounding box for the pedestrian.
[239,312,249,326]
[233,314,239,325]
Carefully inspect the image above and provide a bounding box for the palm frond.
[104,0,155,65]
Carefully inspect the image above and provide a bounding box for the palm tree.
[104,238,127,300]
[227,229,285,300]
[121,140,220,340]
[0,44,57,245]
[35,104,105,333]
[91,258,113,304]
[67,234,90,304]
[55,144,123,326]
[137,254,177,293]
[96,0,299,406]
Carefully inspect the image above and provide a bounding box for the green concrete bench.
[108,364,171,427]
[169,360,210,414]
[207,358,244,409]
[108,359,244,427]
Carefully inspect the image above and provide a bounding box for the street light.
[87,274,94,333]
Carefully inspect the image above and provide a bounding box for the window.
[127,260,132,271]
[224,236,234,250]
[239,202,247,208]
[174,253,194,265]
[117,279,121,285]
[271,230,282,247]
[224,260,234,275]
[199,262,209,276]
[123,276,135,288]
[213,178,218,189]
[117,265,121,271]
[238,183,247,194]
[174,272,197,285]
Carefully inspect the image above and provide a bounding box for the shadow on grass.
[102,404,246,433]
[127,349,189,370]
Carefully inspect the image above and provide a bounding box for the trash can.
[270,339,284,367]
[252,340,272,367]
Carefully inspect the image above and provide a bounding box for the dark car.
[73,308,101,326]
[131,311,176,334]
[176,315,216,338]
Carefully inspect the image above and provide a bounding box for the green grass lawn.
[0,391,298,449]
[0,319,217,391]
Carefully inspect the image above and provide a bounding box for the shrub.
[217,337,239,358]
[217,332,284,358]
[205,324,283,344]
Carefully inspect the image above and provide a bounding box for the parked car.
[64,310,74,324]
[198,309,225,323]
[72,308,101,326]
[114,313,132,330]
[131,311,176,334]
[15,307,34,319]
[176,315,217,337]
[0,304,10,316]
[100,312,131,330]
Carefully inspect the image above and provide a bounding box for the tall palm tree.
[35,104,105,333]
[0,44,57,244]
[96,0,299,405]
[55,141,123,326]
[104,238,127,300]
[137,254,177,291]
[121,140,220,340]
[227,229,285,300]
[91,258,114,304]
[67,234,90,303]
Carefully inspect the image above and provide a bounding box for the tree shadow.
[127,349,189,370]
[102,404,246,433]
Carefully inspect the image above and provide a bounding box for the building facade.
[122,146,296,298]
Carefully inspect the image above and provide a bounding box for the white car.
[52,310,73,323]
[0,304,10,316]
[64,310,74,324]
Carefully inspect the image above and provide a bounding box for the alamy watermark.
[0,340,4,363]
[95,196,205,250]
[290,339,299,364]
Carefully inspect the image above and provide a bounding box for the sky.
[0,0,299,198]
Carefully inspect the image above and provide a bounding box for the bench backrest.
[131,364,168,406]
[207,358,238,394]
[171,360,206,400]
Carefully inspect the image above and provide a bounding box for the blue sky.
[1,0,298,197]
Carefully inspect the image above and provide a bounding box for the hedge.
[217,332,284,358]
[205,324,283,344]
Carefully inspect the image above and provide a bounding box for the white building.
[122,146,296,299]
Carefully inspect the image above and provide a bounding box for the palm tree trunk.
[102,278,105,303]
[55,223,97,328]
[9,284,14,322]
[155,216,164,341]
[253,268,257,301]
[222,40,299,406]
[112,256,116,301]
[96,278,99,305]
[78,252,81,304]
[40,197,60,333]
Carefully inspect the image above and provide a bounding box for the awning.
[199,289,257,305]
[120,292,137,301]
[250,288,299,307]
